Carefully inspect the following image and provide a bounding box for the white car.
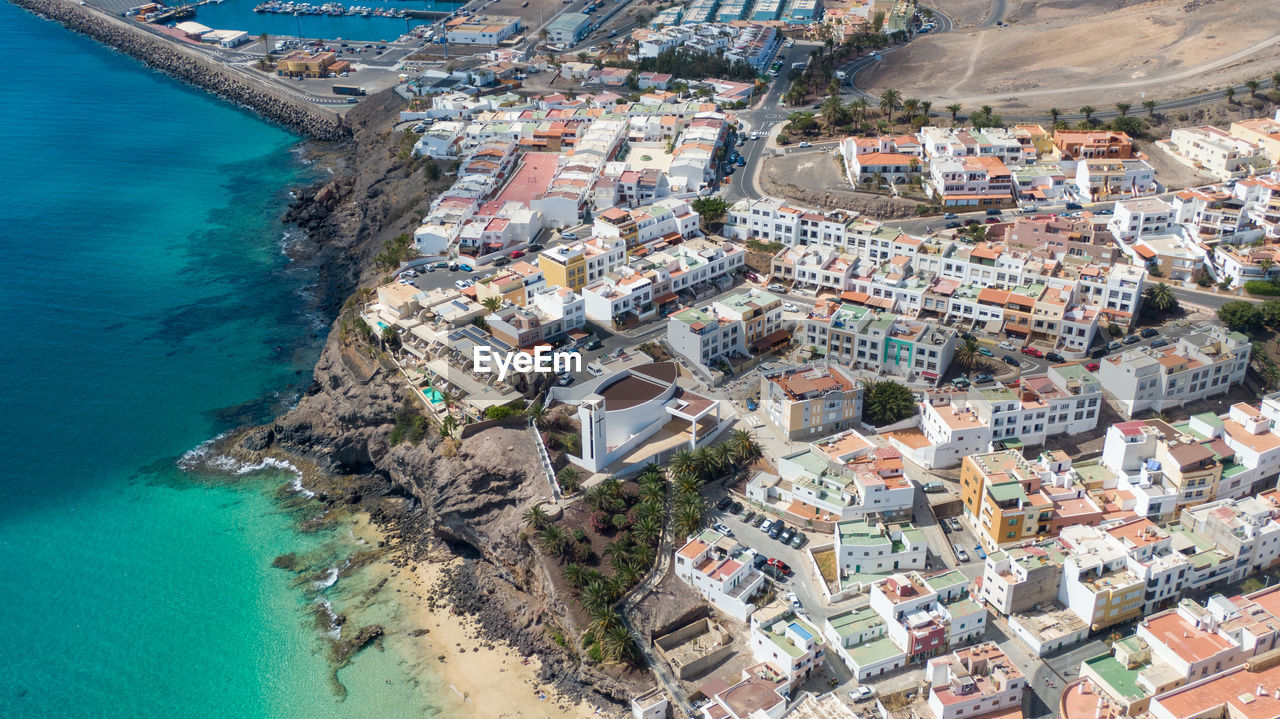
[851,686,875,701]
[798,141,812,148]
[999,341,1015,351]
[454,279,470,290]
[782,302,799,312]
[786,592,801,609]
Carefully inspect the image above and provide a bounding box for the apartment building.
[961,449,1103,551]
[673,529,766,621]
[714,289,786,351]
[749,606,826,688]
[1229,115,1280,164]
[592,197,701,251]
[485,287,585,349]
[1057,524,1145,631]
[925,643,1027,719]
[667,287,781,372]
[760,363,863,440]
[919,126,1030,166]
[473,260,544,307]
[1165,125,1271,180]
[537,236,627,292]
[823,607,898,681]
[1074,159,1157,202]
[833,519,928,578]
[926,155,1016,209]
[870,571,986,667]
[1052,130,1134,161]
[1126,233,1207,284]
[1108,197,1175,242]
[1097,324,1251,417]
[750,434,913,526]
[581,240,745,326]
[979,540,1065,616]
[812,308,956,382]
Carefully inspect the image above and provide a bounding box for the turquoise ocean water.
[0,4,444,716]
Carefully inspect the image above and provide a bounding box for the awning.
[567,329,589,340]
[841,290,870,303]
[921,370,939,379]
[654,292,679,304]
[866,296,894,309]
[1133,244,1156,259]
[749,329,792,353]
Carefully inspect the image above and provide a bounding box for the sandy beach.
[342,514,609,719]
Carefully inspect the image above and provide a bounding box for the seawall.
[9,0,352,141]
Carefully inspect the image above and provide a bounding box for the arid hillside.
[860,0,1280,112]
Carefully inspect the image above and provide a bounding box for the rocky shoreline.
[10,0,350,141]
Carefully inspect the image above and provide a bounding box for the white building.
[1108,197,1176,242]
[1165,125,1271,180]
[1097,324,1251,418]
[925,643,1027,719]
[673,529,766,621]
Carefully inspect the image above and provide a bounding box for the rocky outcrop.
[10,0,350,140]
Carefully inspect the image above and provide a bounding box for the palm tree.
[820,94,846,126]
[600,624,636,663]
[563,563,586,589]
[538,525,568,555]
[1273,71,1280,90]
[1225,86,1236,103]
[1145,282,1177,313]
[675,471,703,496]
[585,483,611,512]
[1079,106,1096,124]
[631,542,655,569]
[946,103,963,123]
[1247,79,1261,98]
[729,428,762,466]
[615,557,646,587]
[586,606,622,642]
[919,100,932,119]
[581,578,612,612]
[1049,107,1061,124]
[691,446,716,481]
[638,480,665,505]
[669,447,698,480]
[524,504,550,529]
[481,296,502,312]
[878,88,902,119]
[526,401,548,428]
[557,466,583,494]
[1142,100,1158,117]
[440,415,457,438]
[902,98,920,122]
[712,443,736,475]
[955,337,981,370]
[672,503,703,539]
[1115,102,1131,117]
[849,97,870,125]
[633,515,662,546]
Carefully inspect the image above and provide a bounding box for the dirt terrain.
[863,0,1280,111]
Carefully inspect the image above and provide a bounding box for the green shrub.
[1244,280,1280,296]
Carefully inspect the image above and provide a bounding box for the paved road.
[978,0,1007,28]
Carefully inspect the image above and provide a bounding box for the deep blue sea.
[0,3,445,716]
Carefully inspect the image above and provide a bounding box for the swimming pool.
[422,388,444,405]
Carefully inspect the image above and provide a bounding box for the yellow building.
[961,451,1050,550]
[1229,117,1280,165]
[276,50,338,78]
[539,245,586,291]
[1154,440,1222,518]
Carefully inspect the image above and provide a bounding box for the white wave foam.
[313,567,340,590]
[178,439,315,498]
[315,598,343,639]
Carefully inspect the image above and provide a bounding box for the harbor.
[252,2,409,19]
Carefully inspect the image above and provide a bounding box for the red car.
[509,249,526,259]
[985,217,1001,224]
[1085,362,1100,372]
[1020,346,1043,358]
[767,558,792,575]
[745,271,761,282]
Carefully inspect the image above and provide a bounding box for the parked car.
[583,338,603,351]
[1065,202,1083,210]
[743,510,756,524]
[944,221,962,229]
[753,554,768,569]
[768,558,792,575]
[1150,338,1169,348]
[782,302,799,312]
[974,544,987,560]
[1140,327,1159,338]
[786,592,801,609]
[851,686,875,701]
[790,533,807,549]
[978,347,994,357]
[798,141,812,148]
[1021,346,1043,358]
[922,481,946,493]
[1045,352,1065,363]
[556,374,574,386]
[1123,334,1140,345]
[508,249,525,259]
[753,515,768,528]
[955,545,971,563]
[985,208,1001,216]
[730,501,743,515]
[1107,340,1122,351]
[454,279,470,289]
[744,271,761,282]
[527,243,544,252]
[1085,362,1100,371]
[560,231,577,240]
[951,377,971,388]
[985,217,1000,224]
[768,522,783,539]
[999,341,1015,351]
[716,496,732,511]
[768,283,787,293]
[712,522,734,537]
[779,527,796,544]
[943,212,958,219]
[974,373,994,384]
[458,264,474,272]
[433,261,449,270]
[760,520,774,534]
[1091,347,1108,359]
[492,256,511,267]
[1002,354,1020,366]
[941,521,952,533]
